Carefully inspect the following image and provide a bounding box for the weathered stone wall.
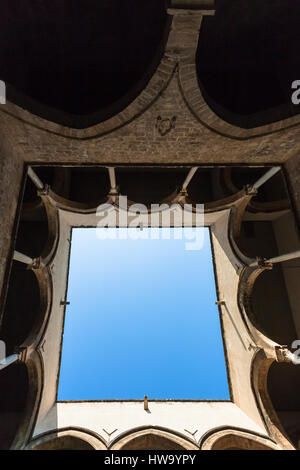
[1,74,300,167]
[0,138,24,317]
[285,153,300,232]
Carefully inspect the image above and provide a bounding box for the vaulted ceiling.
[0,0,169,127]
[1,0,300,129]
[197,0,300,128]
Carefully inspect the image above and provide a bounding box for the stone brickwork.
[1,72,300,168]
[0,138,24,315]
[285,154,300,231]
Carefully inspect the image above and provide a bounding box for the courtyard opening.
[58,227,229,400]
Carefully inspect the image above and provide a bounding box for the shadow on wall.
[0,0,169,128]
[0,363,28,450]
[197,0,300,128]
[32,435,95,451]
[119,434,186,451]
[268,362,300,448]
[1,262,40,356]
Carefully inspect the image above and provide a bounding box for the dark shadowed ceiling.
[0,0,169,127]
[197,0,300,128]
[1,1,300,129]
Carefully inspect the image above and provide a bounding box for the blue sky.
[58,227,229,400]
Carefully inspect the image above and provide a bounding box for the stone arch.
[0,351,44,450]
[2,1,171,130]
[1,261,41,354]
[0,28,175,139]
[26,428,106,450]
[221,168,289,214]
[14,351,44,449]
[267,361,300,448]
[22,265,53,350]
[3,265,53,355]
[0,361,29,450]
[2,170,55,354]
[250,350,295,450]
[110,427,198,451]
[201,427,281,450]
[238,264,297,351]
[20,174,59,266]
[2,8,300,142]
[178,10,300,140]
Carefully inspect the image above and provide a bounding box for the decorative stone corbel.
[0,347,28,372]
[37,184,51,198]
[17,347,28,364]
[244,184,258,197]
[275,346,296,364]
[249,257,273,270]
[29,257,42,270]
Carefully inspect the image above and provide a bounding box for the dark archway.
[197,0,300,128]
[0,0,169,128]
[0,362,29,450]
[268,362,300,448]
[1,261,40,355]
[251,267,297,346]
[117,167,187,206]
[31,435,95,450]
[121,434,186,450]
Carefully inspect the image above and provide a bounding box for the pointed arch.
[110,427,198,451]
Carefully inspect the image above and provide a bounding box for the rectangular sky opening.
[58,227,229,400]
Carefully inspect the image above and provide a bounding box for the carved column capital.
[30,257,42,270]
[37,183,50,198]
[244,184,258,197]
[253,257,273,270]
[275,346,295,364]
